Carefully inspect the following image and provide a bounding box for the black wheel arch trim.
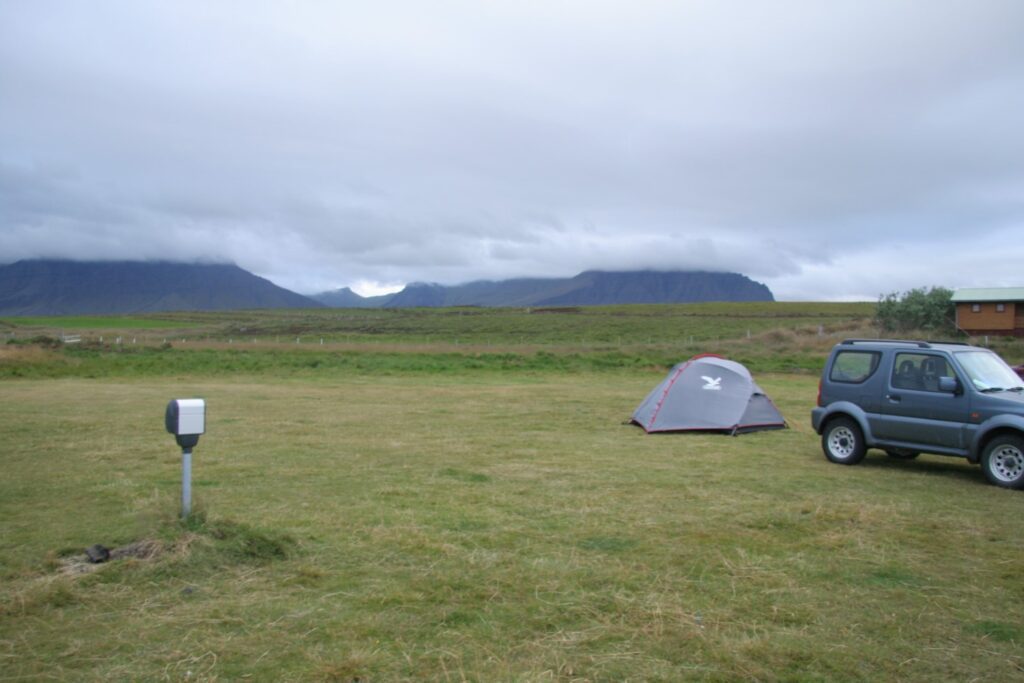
[973,419,1024,464]
[817,402,875,444]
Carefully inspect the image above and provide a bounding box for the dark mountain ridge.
[538,270,773,306]
[318,270,774,308]
[0,260,322,316]
[0,260,774,316]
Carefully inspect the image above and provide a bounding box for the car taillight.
[816,378,823,406]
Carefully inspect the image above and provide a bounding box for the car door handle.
[886,394,901,403]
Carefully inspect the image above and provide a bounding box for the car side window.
[892,353,953,392]
[830,351,880,383]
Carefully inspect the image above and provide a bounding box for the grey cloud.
[2,1,1023,297]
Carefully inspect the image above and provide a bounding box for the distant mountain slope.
[310,287,394,308]
[316,270,773,308]
[383,277,579,307]
[535,270,773,306]
[0,260,322,315]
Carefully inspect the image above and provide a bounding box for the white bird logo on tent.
[701,376,722,390]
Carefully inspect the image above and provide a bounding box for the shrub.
[6,335,63,349]
[876,287,955,334]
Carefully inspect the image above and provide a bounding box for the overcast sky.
[2,1,1022,300]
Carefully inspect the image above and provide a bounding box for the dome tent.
[632,354,787,434]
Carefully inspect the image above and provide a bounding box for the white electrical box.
[166,399,206,450]
[166,398,206,436]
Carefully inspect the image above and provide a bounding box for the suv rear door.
[875,351,970,450]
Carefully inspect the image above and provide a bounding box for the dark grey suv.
[811,339,1024,489]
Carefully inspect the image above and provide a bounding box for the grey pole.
[181,448,192,518]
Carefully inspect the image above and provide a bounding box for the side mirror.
[938,376,961,395]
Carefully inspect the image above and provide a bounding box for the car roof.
[836,339,980,352]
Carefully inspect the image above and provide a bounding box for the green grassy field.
[3,301,876,347]
[1,302,883,381]
[1,315,189,330]
[2,305,1023,681]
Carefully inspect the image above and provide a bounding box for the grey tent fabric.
[632,354,787,434]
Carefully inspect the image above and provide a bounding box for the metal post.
[181,448,192,518]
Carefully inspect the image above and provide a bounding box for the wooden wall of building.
[957,301,1020,334]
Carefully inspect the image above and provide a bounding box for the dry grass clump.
[975,335,1024,364]
[752,321,879,348]
[726,320,1005,368]
[0,344,58,364]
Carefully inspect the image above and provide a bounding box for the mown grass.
[2,304,1022,680]
[2,370,1023,681]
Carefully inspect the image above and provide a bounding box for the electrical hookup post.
[165,399,206,518]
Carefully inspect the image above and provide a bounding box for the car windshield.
[955,350,1024,392]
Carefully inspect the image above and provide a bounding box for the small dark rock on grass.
[84,540,161,564]
[85,544,110,564]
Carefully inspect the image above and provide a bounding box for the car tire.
[822,417,867,465]
[981,435,1024,490]
[885,449,919,460]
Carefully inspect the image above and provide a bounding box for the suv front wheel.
[822,417,867,465]
[981,435,1024,489]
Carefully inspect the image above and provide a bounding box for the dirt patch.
[529,307,581,314]
[110,539,163,560]
[58,539,166,576]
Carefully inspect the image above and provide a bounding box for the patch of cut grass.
[577,536,638,552]
[966,620,1024,643]
[2,373,1023,680]
[439,467,492,483]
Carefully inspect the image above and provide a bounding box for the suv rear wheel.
[822,417,866,465]
[981,435,1024,489]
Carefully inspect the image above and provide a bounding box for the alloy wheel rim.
[829,427,855,458]
[991,445,1024,482]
